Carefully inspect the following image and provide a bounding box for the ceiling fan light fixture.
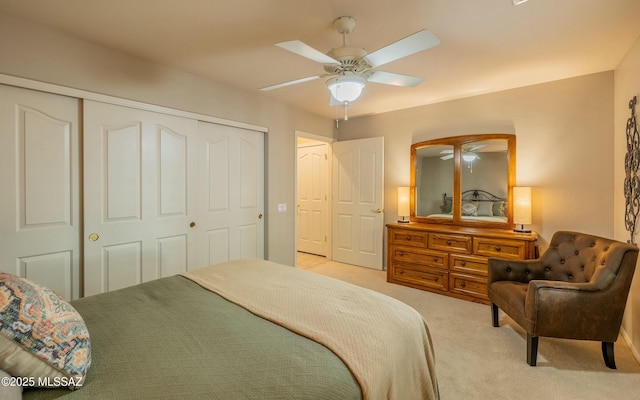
[327,75,366,103]
[462,152,478,162]
[512,0,529,5]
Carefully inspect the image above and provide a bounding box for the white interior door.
[0,85,80,300]
[332,137,384,270]
[197,121,264,266]
[297,142,329,256]
[83,100,198,296]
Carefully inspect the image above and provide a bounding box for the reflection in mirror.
[415,145,453,218]
[460,140,508,222]
[411,134,515,228]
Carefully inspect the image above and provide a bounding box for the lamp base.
[397,217,410,224]
[514,224,531,233]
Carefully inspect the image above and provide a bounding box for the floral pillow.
[461,202,479,216]
[0,273,90,390]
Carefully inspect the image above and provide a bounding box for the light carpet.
[298,256,640,400]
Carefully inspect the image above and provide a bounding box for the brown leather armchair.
[488,231,638,369]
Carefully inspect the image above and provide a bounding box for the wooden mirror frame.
[410,134,516,229]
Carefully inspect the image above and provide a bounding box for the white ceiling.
[1,0,639,119]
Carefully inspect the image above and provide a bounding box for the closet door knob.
[190,222,196,228]
[88,233,99,242]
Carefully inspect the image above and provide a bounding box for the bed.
[427,189,507,222]
[1,259,439,400]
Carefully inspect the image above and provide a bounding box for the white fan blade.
[367,71,425,87]
[440,154,453,160]
[440,149,453,154]
[260,75,325,91]
[468,144,487,152]
[365,30,440,68]
[276,40,340,64]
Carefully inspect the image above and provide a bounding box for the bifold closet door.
[83,100,198,296]
[0,85,80,300]
[197,121,264,265]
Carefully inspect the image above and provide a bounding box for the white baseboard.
[620,327,640,365]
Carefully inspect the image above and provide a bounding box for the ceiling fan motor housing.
[324,46,370,74]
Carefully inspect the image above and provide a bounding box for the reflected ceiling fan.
[440,145,486,161]
[260,16,440,108]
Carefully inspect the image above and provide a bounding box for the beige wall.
[338,72,615,249]
[0,14,335,265]
[614,35,640,361]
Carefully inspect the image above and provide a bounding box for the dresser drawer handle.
[460,261,466,266]
[495,246,501,252]
[433,257,438,262]
[399,251,404,256]
[460,281,466,288]
[406,236,411,241]
[434,277,439,282]
[399,269,404,275]
[446,240,452,245]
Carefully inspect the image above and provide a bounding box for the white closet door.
[197,121,264,266]
[0,85,80,300]
[83,100,198,296]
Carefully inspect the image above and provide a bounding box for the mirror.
[411,134,516,228]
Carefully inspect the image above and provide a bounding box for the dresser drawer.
[390,262,448,291]
[428,233,472,254]
[450,273,488,300]
[450,254,488,276]
[390,246,447,269]
[389,229,428,248]
[473,237,526,259]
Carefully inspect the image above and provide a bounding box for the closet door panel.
[0,85,80,300]
[104,123,142,221]
[197,122,264,266]
[84,101,198,296]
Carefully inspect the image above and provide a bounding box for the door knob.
[373,208,383,214]
[88,233,99,242]
[258,213,263,219]
[190,221,196,228]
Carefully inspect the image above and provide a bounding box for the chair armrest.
[527,279,598,293]
[487,258,545,284]
[525,280,602,329]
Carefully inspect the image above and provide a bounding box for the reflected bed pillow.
[461,202,478,216]
[492,201,506,217]
[0,273,90,390]
[476,202,494,217]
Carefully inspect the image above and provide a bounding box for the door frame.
[294,130,334,266]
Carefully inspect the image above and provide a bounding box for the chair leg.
[491,303,499,327]
[602,342,616,369]
[527,334,538,366]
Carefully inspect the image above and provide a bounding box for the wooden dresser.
[386,223,538,304]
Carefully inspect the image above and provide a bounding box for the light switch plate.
[278,203,287,212]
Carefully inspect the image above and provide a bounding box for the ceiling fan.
[440,144,486,161]
[260,16,440,106]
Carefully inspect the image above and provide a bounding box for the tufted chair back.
[488,230,638,369]
[537,231,631,286]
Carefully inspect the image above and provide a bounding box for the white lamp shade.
[327,75,366,103]
[397,187,410,217]
[513,186,532,225]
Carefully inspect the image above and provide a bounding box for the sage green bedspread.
[22,275,361,400]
